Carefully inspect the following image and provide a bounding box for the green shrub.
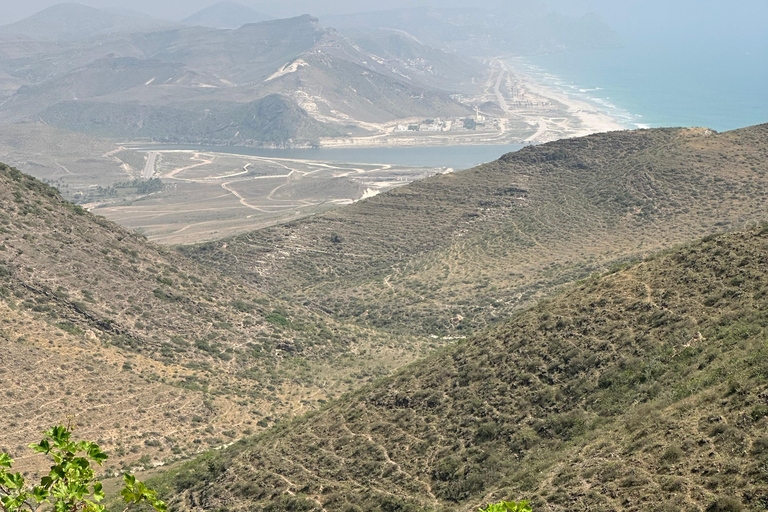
[0,425,165,512]
[479,500,532,512]
[705,497,743,512]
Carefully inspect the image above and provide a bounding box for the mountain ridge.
[151,224,768,511]
[0,3,175,41]
[0,14,478,145]
[182,123,768,336]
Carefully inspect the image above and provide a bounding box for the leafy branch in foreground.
[479,500,532,512]
[0,425,165,512]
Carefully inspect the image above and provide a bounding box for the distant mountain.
[182,1,273,29]
[0,15,479,145]
[342,28,485,93]
[39,94,349,146]
[0,3,174,41]
[325,5,621,56]
[159,224,768,511]
[184,124,768,336]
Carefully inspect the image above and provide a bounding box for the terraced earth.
[184,124,768,337]
[4,124,768,511]
[153,226,768,512]
[0,162,423,474]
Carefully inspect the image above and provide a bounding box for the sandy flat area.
[312,58,629,149]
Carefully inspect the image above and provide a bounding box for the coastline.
[517,70,629,138]
[116,60,639,152]
[309,58,634,149]
[509,56,645,132]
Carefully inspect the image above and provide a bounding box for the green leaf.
[480,500,532,512]
[32,486,50,503]
[0,453,13,468]
[1,492,29,512]
[88,445,108,465]
[5,471,25,489]
[29,439,51,454]
[151,498,168,512]
[93,482,105,502]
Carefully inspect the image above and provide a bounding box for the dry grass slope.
[156,226,768,512]
[183,124,768,338]
[0,162,421,474]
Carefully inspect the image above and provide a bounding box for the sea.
[131,39,765,170]
[128,143,526,171]
[522,38,768,132]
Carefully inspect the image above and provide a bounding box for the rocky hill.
[0,13,478,145]
[0,3,173,41]
[38,94,347,146]
[0,162,419,475]
[183,124,768,336]
[154,225,768,511]
[325,4,621,57]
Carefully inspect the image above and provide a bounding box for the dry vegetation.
[155,226,768,512]
[0,162,429,475]
[0,301,251,478]
[183,124,768,338]
[3,124,768,512]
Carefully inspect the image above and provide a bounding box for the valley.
[155,225,768,511]
[0,161,438,476]
[87,149,449,244]
[4,122,767,486]
[0,2,765,512]
[184,124,768,337]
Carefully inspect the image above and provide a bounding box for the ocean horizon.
[521,37,768,133]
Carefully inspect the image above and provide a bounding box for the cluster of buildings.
[394,116,494,133]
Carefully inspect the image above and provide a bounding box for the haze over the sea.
[535,0,768,131]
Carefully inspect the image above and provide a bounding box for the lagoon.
[127,143,526,171]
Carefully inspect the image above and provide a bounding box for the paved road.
[493,61,510,114]
[142,151,158,179]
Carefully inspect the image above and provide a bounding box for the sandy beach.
[504,58,629,141]
[313,58,631,149]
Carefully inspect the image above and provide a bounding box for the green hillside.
[183,124,768,337]
[154,225,768,511]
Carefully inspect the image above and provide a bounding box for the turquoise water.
[129,143,525,170]
[526,40,768,132]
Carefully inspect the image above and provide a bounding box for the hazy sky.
[1,0,767,47]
